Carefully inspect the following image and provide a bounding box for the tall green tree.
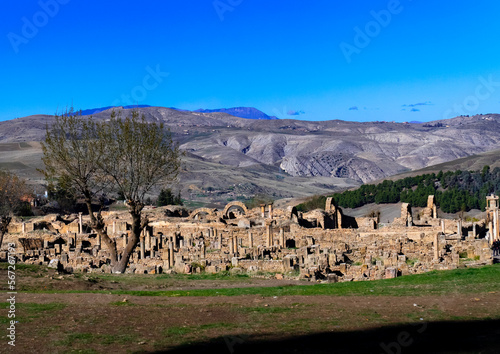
[156,188,183,206]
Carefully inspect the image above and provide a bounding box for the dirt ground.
[14,267,306,292]
[5,291,500,353]
[2,266,500,353]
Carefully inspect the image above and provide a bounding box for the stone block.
[385,267,397,279]
[327,274,338,283]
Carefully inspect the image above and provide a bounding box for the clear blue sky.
[2,0,500,122]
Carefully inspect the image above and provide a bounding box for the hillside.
[192,107,278,120]
[0,141,358,206]
[1,107,500,204]
[384,148,500,181]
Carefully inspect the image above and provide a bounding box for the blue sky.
[2,0,500,122]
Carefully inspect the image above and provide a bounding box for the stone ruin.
[1,195,499,282]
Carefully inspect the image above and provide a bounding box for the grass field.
[1,264,500,353]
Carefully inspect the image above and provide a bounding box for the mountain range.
[75,106,278,120]
[1,106,500,206]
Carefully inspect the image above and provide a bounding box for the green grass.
[237,305,298,314]
[164,322,237,337]
[109,301,136,306]
[0,263,47,272]
[55,332,138,347]
[25,269,252,291]
[158,322,242,348]
[0,302,66,324]
[406,258,419,267]
[107,203,128,211]
[181,271,249,280]
[182,200,208,209]
[18,264,500,297]
[17,302,67,313]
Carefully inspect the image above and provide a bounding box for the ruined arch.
[222,201,248,219]
[325,197,336,212]
[188,208,217,220]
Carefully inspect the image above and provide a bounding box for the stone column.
[218,232,222,250]
[201,244,206,259]
[457,220,462,239]
[279,228,285,248]
[260,204,266,218]
[268,204,273,219]
[266,223,273,247]
[434,233,439,260]
[75,241,82,255]
[248,231,253,248]
[494,210,499,241]
[22,222,26,235]
[489,221,494,245]
[123,234,128,249]
[433,205,437,219]
[441,219,445,234]
[229,237,234,254]
[78,212,83,234]
[145,230,151,251]
[233,236,238,256]
[168,242,174,268]
[140,239,145,259]
[472,223,477,238]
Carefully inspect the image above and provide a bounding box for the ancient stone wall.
[1,199,496,282]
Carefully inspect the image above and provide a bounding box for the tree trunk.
[84,198,118,268]
[0,217,11,249]
[112,203,145,273]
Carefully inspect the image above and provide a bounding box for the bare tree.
[42,109,180,273]
[0,170,31,248]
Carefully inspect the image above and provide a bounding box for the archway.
[188,208,217,220]
[222,201,248,219]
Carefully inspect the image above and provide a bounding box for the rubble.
[2,195,498,282]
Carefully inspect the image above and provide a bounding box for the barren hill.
[382,148,500,182]
[1,107,500,204]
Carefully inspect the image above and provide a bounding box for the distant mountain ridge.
[77,105,151,116]
[192,107,278,120]
[76,106,278,120]
[1,107,500,186]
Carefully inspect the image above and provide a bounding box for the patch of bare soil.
[11,268,305,292]
[10,292,500,354]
